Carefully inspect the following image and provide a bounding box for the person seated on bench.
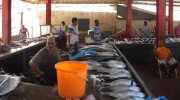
[155,40,178,78]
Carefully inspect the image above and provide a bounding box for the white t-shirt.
[67,25,80,44]
[92,25,101,41]
[140,25,149,36]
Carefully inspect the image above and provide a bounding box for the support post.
[2,0,11,44]
[156,0,166,46]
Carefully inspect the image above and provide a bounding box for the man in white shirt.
[92,19,101,42]
[139,21,149,37]
[67,17,80,48]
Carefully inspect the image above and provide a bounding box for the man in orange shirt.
[155,41,178,78]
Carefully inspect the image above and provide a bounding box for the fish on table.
[100,72,132,79]
[0,76,21,96]
[82,60,102,70]
[101,90,145,99]
[100,85,141,92]
[80,45,116,52]
[102,79,137,86]
[0,75,11,85]
[96,52,119,57]
[97,67,130,74]
[112,96,146,100]
[100,60,126,69]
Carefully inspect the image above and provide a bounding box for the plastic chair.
[153,58,178,79]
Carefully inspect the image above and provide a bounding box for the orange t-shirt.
[155,46,171,60]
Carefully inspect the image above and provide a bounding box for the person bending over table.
[29,36,61,86]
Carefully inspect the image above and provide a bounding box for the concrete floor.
[134,63,180,100]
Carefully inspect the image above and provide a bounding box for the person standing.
[92,19,101,42]
[139,21,149,37]
[61,21,68,35]
[56,21,69,51]
[19,25,29,42]
[29,36,61,86]
[174,22,180,37]
[67,17,80,49]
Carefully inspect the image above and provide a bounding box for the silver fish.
[0,76,21,96]
[82,60,102,70]
[96,52,118,56]
[102,79,137,86]
[0,75,11,85]
[80,45,116,52]
[112,96,145,100]
[101,90,145,98]
[98,67,130,74]
[101,60,126,69]
[100,72,131,79]
[100,85,141,92]
[0,68,6,74]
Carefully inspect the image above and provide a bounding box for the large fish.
[0,75,11,85]
[80,45,116,52]
[101,90,145,98]
[112,96,145,100]
[0,76,21,96]
[97,67,130,74]
[101,95,145,100]
[82,60,102,70]
[100,72,132,79]
[102,79,137,86]
[96,52,118,56]
[96,56,123,62]
[101,60,126,69]
[100,85,141,92]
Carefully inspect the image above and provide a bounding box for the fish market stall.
[115,37,180,65]
[0,42,153,100]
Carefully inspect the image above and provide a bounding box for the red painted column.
[126,0,132,36]
[46,0,51,25]
[2,0,11,44]
[168,0,173,35]
[156,0,166,46]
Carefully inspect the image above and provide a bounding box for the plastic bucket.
[55,61,88,99]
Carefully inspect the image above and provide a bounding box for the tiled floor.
[134,63,180,100]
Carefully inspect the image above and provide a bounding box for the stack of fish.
[0,69,21,100]
[79,43,146,100]
[115,37,156,44]
[97,59,146,100]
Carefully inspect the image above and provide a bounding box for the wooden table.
[0,41,45,74]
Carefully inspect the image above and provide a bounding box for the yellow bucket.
[55,61,88,99]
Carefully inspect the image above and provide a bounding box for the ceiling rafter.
[21,0,180,6]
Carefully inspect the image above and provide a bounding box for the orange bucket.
[55,61,88,99]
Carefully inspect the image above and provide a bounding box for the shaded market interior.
[0,0,180,100]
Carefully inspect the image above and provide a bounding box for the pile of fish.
[78,43,146,100]
[0,69,21,100]
[115,37,180,44]
[115,37,156,44]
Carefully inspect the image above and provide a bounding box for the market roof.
[21,0,180,6]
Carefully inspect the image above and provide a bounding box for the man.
[29,36,61,86]
[56,21,68,51]
[61,21,68,35]
[139,21,149,37]
[155,40,178,78]
[67,17,79,53]
[92,19,101,42]
[174,22,180,37]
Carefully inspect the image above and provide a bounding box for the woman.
[19,25,29,42]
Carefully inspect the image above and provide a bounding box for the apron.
[39,53,59,86]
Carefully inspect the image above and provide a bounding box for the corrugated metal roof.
[22,0,180,5]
